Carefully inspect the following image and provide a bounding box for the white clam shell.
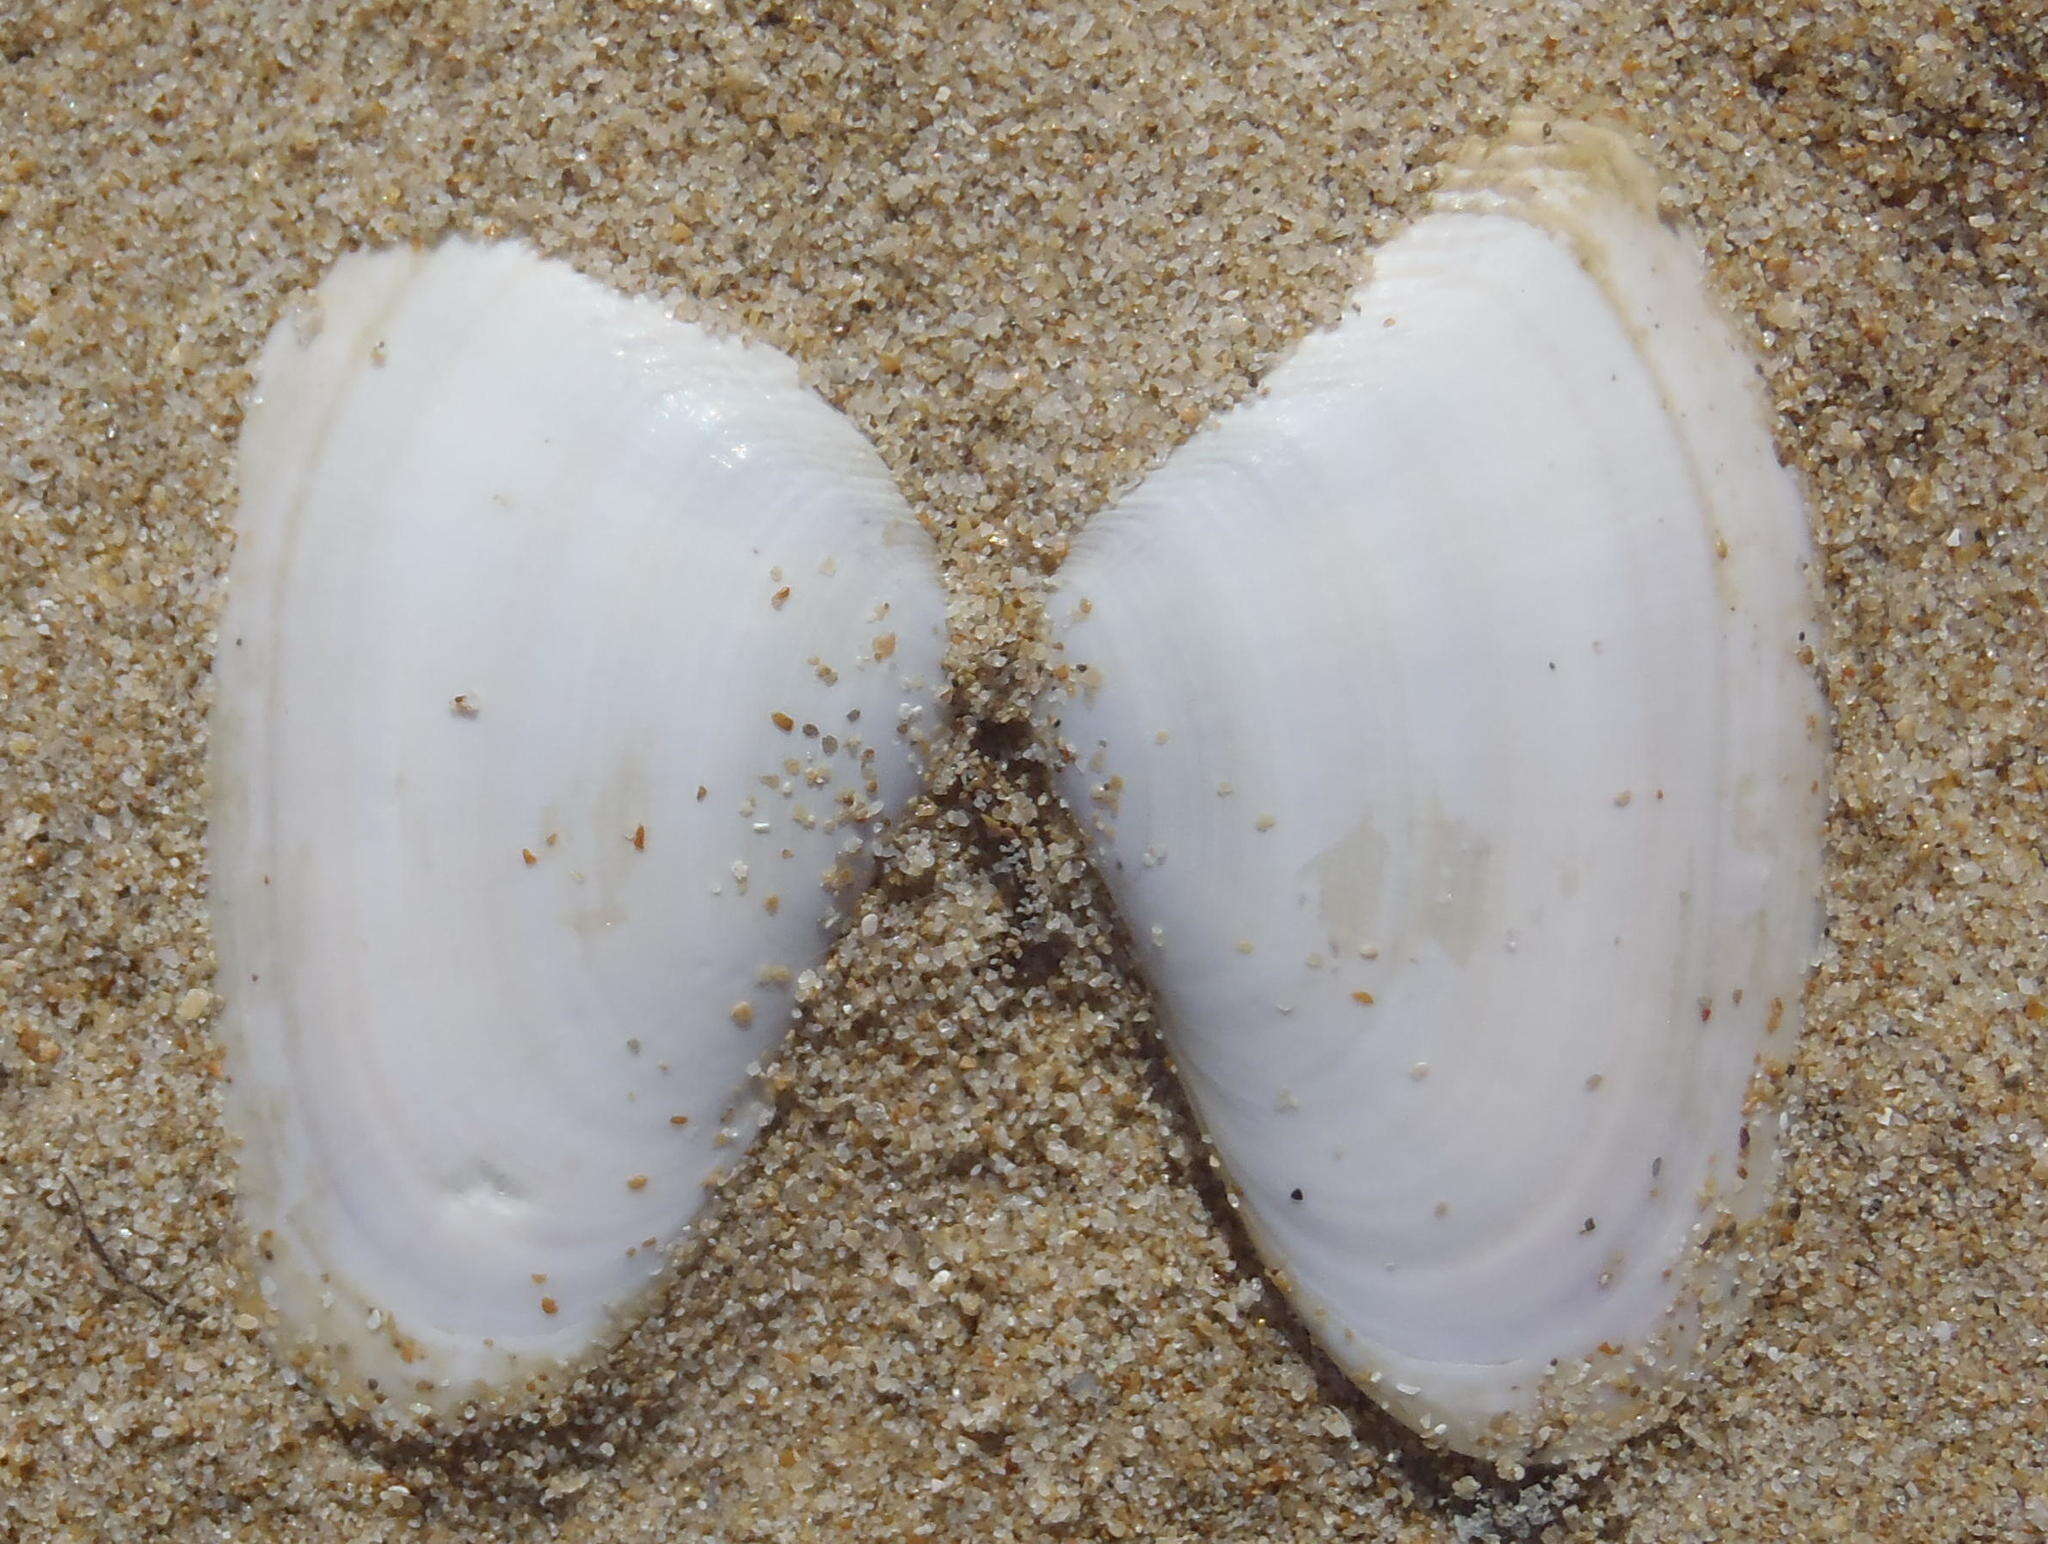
[208,239,948,1410]
[1050,124,1828,1461]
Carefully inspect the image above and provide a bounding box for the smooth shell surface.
[209,240,948,1410]
[1050,125,1828,1461]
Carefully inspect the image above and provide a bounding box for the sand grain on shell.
[4,2,2045,1540]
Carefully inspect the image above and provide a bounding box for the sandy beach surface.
[4,2,2045,1539]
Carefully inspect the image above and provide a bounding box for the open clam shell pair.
[208,122,1827,1463]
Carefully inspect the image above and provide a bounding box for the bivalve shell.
[1049,121,1828,1462]
[209,240,948,1412]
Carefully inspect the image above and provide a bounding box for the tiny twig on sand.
[60,1171,181,1315]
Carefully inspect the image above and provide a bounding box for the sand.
[3,1,2045,1539]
